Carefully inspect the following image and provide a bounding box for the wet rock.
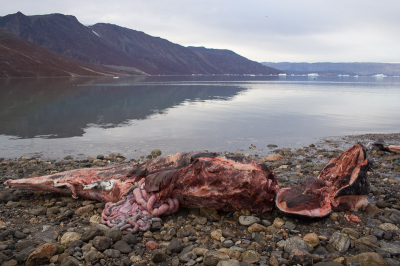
[167,239,183,253]
[222,239,234,248]
[84,250,102,263]
[248,223,267,233]
[104,249,120,258]
[179,251,196,263]
[217,248,242,261]
[151,250,167,263]
[25,243,57,266]
[241,250,260,264]
[2,259,17,266]
[284,237,313,253]
[379,223,399,232]
[60,256,80,266]
[238,216,260,226]
[266,154,284,161]
[379,241,400,255]
[355,236,378,253]
[211,229,223,241]
[217,259,240,266]
[0,191,19,202]
[60,232,81,246]
[303,233,319,247]
[74,204,94,216]
[122,233,138,245]
[351,252,387,266]
[289,248,313,266]
[113,240,132,254]
[203,250,230,266]
[105,228,122,242]
[30,207,47,216]
[273,217,285,227]
[81,227,103,242]
[285,221,296,230]
[92,236,112,251]
[46,206,61,216]
[314,262,343,266]
[222,228,236,238]
[330,232,351,252]
[146,240,159,250]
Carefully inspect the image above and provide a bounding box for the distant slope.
[189,47,280,75]
[88,23,216,75]
[0,12,279,76]
[262,62,400,76]
[0,28,128,78]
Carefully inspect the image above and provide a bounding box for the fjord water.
[0,75,399,159]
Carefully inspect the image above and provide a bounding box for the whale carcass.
[5,144,370,231]
[276,144,371,217]
[5,152,278,232]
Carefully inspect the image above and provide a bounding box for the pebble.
[238,215,260,226]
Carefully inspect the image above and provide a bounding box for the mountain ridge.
[0,12,279,77]
[0,27,130,78]
[262,62,400,76]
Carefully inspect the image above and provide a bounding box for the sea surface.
[0,75,399,159]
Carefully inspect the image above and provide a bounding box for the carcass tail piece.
[5,164,136,203]
[276,144,370,217]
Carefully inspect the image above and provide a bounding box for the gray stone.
[121,233,137,245]
[167,239,183,253]
[34,230,58,242]
[241,250,260,264]
[289,249,313,266]
[92,236,112,251]
[313,246,328,256]
[105,228,122,242]
[60,256,80,266]
[104,249,121,258]
[355,235,378,253]
[0,191,19,202]
[217,259,241,266]
[83,250,99,263]
[179,251,196,263]
[342,228,360,238]
[221,228,236,238]
[285,221,296,230]
[385,258,400,266]
[81,228,103,242]
[152,250,167,263]
[314,262,345,266]
[222,240,234,248]
[238,216,260,226]
[113,240,132,254]
[203,250,230,266]
[351,252,388,266]
[30,207,47,216]
[330,232,351,252]
[379,241,400,255]
[284,237,313,253]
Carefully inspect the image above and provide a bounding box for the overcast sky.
[1,0,399,63]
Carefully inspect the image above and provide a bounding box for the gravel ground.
[0,133,399,266]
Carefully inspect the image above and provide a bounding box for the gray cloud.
[1,0,399,62]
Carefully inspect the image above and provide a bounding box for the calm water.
[0,75,399,159]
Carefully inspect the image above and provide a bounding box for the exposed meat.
[5,152,278,231]
[276,144,371,217]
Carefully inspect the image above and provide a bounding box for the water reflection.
[0,75,399,159]
[0,77,245,139]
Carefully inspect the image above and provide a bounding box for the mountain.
[0,27,128,78]
[0,12,278,76]
[261,62,400,76]
[188,47,280,75]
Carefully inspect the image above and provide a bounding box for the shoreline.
[0,132,399,265]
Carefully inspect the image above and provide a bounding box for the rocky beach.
[0,133,400,266]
